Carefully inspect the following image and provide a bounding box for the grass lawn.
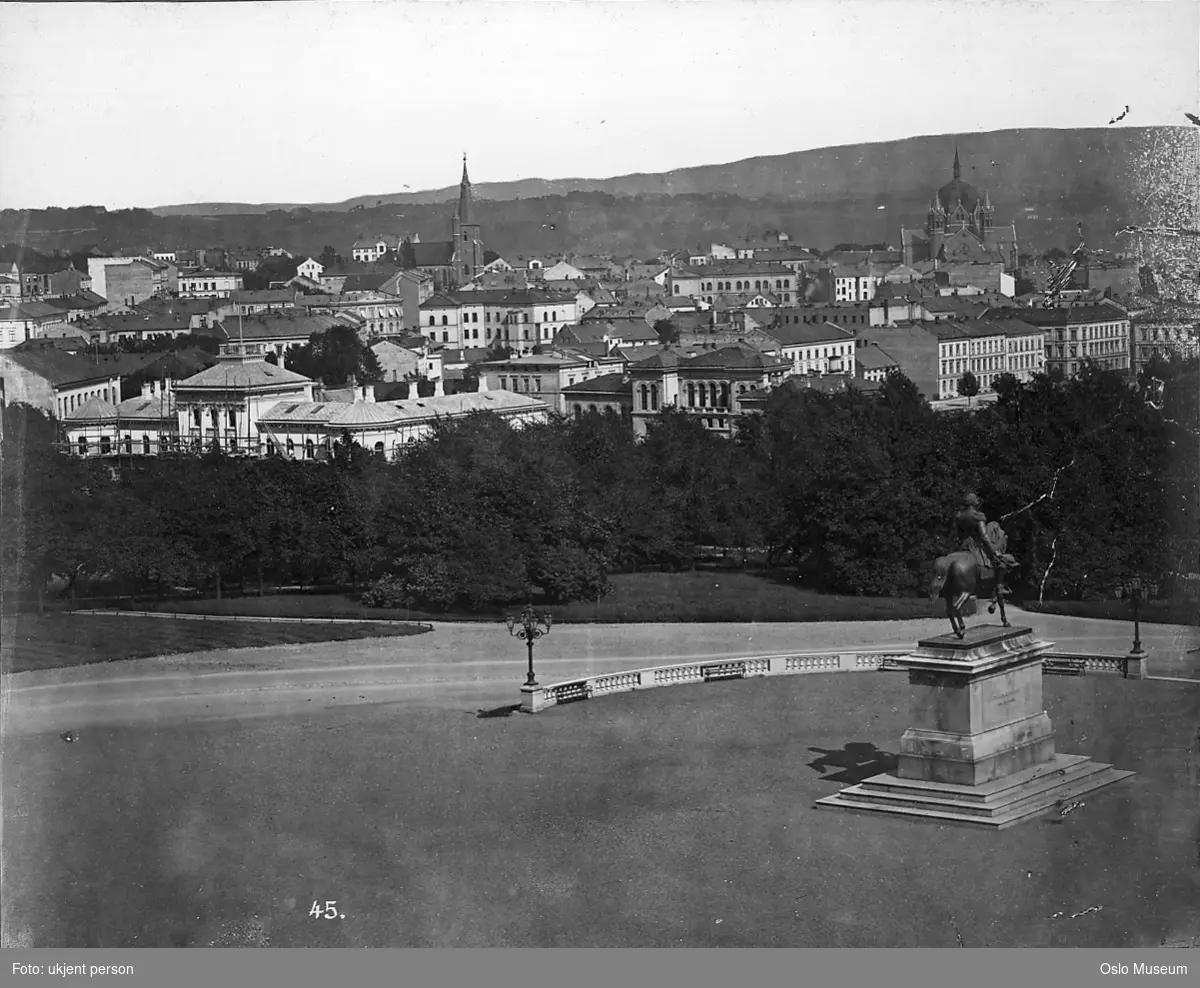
[3,613,430,675]
[127,571,945,623]
[5,672,1196,947]
[1023,599,1199,627]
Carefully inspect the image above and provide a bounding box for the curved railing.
[524,647,1134,712]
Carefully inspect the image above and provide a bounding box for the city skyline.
[0,0,1197,210]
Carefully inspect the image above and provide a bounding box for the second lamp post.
[1114,577,1158,679]
[507,601,552,687]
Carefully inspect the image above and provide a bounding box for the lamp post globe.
[506,600,551,688]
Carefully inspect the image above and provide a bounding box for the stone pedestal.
[815,625,1135,829]
[519,684,550,714]
[896,626,1056,785]
[1123,650,1149,680]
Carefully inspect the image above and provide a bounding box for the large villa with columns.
[61,343,548,460]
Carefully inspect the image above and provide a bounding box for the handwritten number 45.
[310,900,343,919]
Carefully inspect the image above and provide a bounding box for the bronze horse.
[930,521,1016,639]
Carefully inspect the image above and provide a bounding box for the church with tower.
[900,148,1018,272]
[409,156,485,288]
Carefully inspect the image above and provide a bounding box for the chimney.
[433,378,444,397]
[476,372,488,393]
[407,378,419,400]
[141,382,152,398]
[361,384,375,403]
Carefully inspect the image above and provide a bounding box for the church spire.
[953,145,961,180]
[456,153,472,226]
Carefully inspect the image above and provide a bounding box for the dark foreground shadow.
[476,704,523,719]
[808,742,898,784]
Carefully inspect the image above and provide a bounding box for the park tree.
[285,325,384,387]
[957,371,980,404]
[243,254,301,290]
[399,238,417,270]
[654,319,681,344]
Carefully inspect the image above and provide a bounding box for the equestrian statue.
[929,492,1019,639]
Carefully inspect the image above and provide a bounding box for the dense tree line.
[1,357,1195,612]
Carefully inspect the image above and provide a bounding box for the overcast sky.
[1,1,1197,210]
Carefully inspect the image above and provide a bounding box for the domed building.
[901,148,1019,271]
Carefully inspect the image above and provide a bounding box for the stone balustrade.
[521,647,1145,713]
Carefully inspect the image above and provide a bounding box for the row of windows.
[190,408,239,429]
[792,343,852,360]
[71,433,468,459]
[59,386,118,417]
[498,376,544,393]
[571,404,627,421]
[1138,327,1192,342]
[700,294,795,305]
[776,312,866,327]
[699,279,793,293]
[426,310,564,327]
[686,382,731,408]
[1054,323,1128,342]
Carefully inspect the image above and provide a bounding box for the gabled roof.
[420,293,461,309]
[556,324,615,346]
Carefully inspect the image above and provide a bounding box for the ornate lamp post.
[507,601,552,688]
[1114,577,1158,678]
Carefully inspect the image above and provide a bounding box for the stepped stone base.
[815,754,1134,830]
[814,625,1135,829]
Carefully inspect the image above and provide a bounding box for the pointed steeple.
[953,145,961,180]
[456,153,472,226]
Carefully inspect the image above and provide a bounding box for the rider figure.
[955,492,1003,576]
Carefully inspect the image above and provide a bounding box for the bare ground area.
[3,672,1198,948]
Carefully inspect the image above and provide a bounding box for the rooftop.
[0,346,121,387]
[258,389,547,426]
[764,322,856,347]
[855,343,900,370]
[64,395,119,422]
[561,373,631,396]
[175,359,313,390]
[181,269,242,280]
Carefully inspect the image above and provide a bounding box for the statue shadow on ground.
[808,743,898,785]
[476,704,523,719]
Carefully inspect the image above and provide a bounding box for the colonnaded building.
[61,343,547,461]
